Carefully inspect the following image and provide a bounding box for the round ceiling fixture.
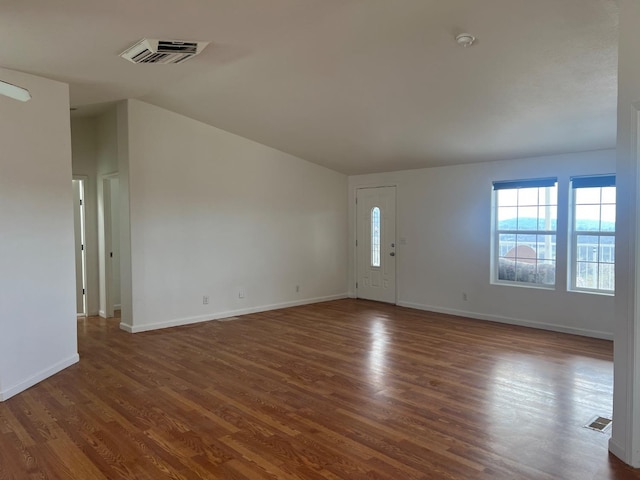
[455,33,476,48]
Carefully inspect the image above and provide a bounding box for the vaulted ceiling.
[0,0,618,174]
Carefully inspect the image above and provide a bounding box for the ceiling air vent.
[120,39,209,64]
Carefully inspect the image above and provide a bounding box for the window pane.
[575,205,601,230]
[599,236,615,263]
[601,186,616,204]
[576,262,598,289]
[537,205,556,230]
[516,260,538,284]
[518,188,539,206]
[371,207,380,267]
[535,235,555,261]
[599,263,615,291]
[498,234,516,257]
[518,206,537,229]
[601,205,616,231]
[537,260,556,285]
[577,235,599,262]
[575,187,602,204]
[543,185,558,205]
[498,257,516,281]
[498,206,518,228]
[515,234,536,255]
[497,189,518,206]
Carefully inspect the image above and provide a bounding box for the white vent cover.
[120,39,209,64]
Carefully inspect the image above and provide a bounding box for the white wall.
[96,107,118,175]
[611,0,640,466]
[0,67,78,400]
[349,149,616,339]
[71,117,100,315]
[120,99,348,332]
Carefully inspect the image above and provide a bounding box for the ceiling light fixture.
[0,79,31,102]
[455,33,476,48]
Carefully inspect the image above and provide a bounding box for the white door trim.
[610,101,640,467]
[99,172,119,318]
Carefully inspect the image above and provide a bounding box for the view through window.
[493,178,558,287]
[371,207,381,267]
[570,176,616,293]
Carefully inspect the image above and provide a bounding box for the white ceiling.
[0,0,618,174]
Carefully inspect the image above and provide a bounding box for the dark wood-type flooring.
[1,299,639,479]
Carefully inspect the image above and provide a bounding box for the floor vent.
[585,416,612,433]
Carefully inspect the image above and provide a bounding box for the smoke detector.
[120,38,209,64]
[455,33,476,48]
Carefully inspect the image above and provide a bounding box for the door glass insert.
[372,207,381,267]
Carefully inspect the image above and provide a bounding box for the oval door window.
[371,207,381,267]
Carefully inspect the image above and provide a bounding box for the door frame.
[99,172,119,318]
[354,185,398,304]
[73,175,88,317]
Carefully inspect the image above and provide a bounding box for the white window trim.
[568,177,616,295]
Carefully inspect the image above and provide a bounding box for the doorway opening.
[72,177,87,316]
[100,174,121,318]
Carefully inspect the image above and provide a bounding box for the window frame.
[491,177,558,289]
[568,175,616,295]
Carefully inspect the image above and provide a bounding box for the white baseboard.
[608,438,626,463]
[608,437,640,467]
[98,309,107,318]
[120,293,349,334]
[396,301,613,340]
[114,304,121,310]
[0,353,79,402]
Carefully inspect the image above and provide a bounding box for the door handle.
[390,252,395,256]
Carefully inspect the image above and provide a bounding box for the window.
[493,178,558,287]
[570,175,615,294]
[371,207,381,267]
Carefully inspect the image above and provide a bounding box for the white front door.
[356,186,396,303]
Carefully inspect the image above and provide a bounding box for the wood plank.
[0,299,638,479]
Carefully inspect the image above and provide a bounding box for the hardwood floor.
[1,299,639,479]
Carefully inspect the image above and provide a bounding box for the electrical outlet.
[462,292,468,301]
[296,285,300,293]
[238,288,245,299]
[203,295,209,305]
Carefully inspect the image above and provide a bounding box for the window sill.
[568,288,614,297]
[490,280,555,291]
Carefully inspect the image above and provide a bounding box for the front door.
[356,186,396,303]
